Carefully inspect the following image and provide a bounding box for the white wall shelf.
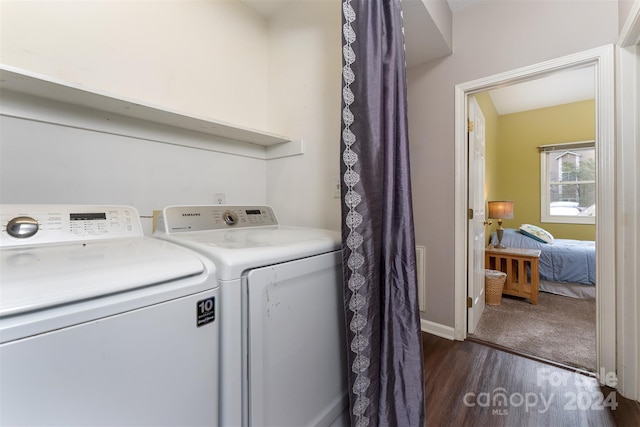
[0,65,301,159]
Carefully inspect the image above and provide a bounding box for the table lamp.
[488,201,514,248]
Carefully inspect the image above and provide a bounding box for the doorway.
[452,45,616,386]
[467,74,597,370]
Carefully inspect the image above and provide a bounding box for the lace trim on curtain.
[342,1,371,426]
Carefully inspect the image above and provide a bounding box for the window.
[540,141,595,224]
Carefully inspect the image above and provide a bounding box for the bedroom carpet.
[471,292,596,372]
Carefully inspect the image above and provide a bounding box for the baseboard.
[420,319,455,340]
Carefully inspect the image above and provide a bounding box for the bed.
[489,227,595,299]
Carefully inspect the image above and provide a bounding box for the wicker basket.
[485,269,507,305]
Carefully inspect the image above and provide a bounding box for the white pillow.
[519,224,554,244]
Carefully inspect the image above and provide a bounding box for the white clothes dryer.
[0,205,219,426]
[154,205,347,427]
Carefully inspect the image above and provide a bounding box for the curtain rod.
[538,140,595,152]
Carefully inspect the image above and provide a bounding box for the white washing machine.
[154,205,347,427]
[0,205,219,426]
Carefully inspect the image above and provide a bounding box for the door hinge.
[467,296,473,308]
[468,208,474,220]
[468,120,475,132]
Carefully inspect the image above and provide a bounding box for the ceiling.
[487,66,595,115]
[240,0,595,115]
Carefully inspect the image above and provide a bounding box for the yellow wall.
[496,100,596,240]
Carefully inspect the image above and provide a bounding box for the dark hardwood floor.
[423,332,640,426]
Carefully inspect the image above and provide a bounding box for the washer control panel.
[1,205,143,247]
[159,206,278,233]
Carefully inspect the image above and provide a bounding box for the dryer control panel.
[0,205,143,247]
[158,205,278,233]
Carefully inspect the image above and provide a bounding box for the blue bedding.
[490,228,595,286]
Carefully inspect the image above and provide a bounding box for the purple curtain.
[340,0,425,426]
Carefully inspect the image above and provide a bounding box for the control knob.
[222,210,238,226]
[6,216,39,238]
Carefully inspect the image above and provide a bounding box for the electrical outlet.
[214,193,225,204]
[333,175,341,199]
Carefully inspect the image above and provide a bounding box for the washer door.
[1,288,219,426]
[245,250,347,426]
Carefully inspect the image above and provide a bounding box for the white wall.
[0,114,267,234]
[0,0,343,232]
[266,0,342,231]
[407,0,619,326]
[0,0,269,129]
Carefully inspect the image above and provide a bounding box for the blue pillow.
[519,224,554,243]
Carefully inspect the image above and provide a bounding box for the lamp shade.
[488,201,514,220]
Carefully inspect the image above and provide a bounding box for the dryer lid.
[0,237,207,317]
[156,226,341,280]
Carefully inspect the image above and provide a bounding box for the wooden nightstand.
[485,246,541,305]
